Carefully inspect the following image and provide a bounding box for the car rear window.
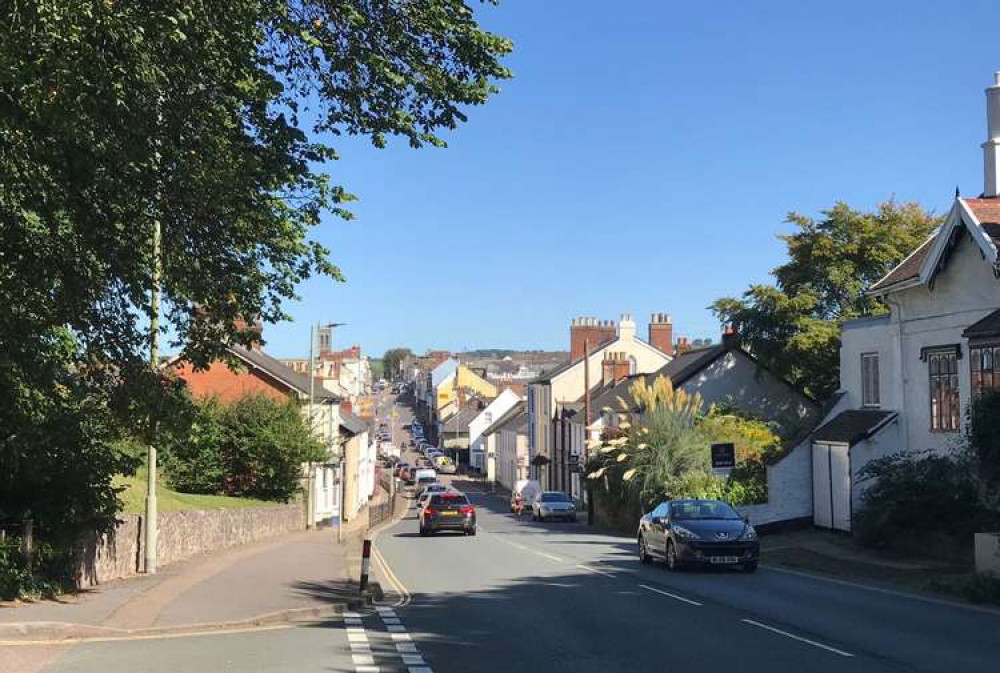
[540,492,571,502]
[430,493,470,506]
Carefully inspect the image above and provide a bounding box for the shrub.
[968,391,1000,509]
[853,450,996,550]
[0,539,75,601]
[164,394,327,501]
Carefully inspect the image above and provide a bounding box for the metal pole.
[144,215,161,574]
[338,457,345,544]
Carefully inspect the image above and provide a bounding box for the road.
[30,396,1000,673]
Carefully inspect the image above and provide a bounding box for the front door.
[812,442,852,531]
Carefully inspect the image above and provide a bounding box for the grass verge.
[116,468,284,513]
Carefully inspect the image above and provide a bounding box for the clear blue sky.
[263,0,998,359]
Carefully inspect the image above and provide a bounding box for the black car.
[419,492,477,536]
[637,499,759,572]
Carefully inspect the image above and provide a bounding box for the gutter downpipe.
[885,294,908,448]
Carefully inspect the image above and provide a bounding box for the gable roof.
[870,197,1000,296]
[812,409,896,446]
[963,308,1000,341]
[431,358,459,388]
[229,345,339,401]
[482,400,526,437]
[340,411,368,436]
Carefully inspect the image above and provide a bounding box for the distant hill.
[460,349,568,359]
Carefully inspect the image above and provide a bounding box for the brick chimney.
[601,352,631,386]
[676,336,691,353]
[233,315,263,351]
[570,317,616,361]
[648,313,674,355]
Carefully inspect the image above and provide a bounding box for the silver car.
[532,491,577,522]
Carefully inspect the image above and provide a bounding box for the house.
[527,313,674,489]
[437,397,488,464]
[168,337,372,526]
[482,401,529,491]
[433,362,498,420]
[281,338,373,400]
[555,331,820,510]
[468,388,523,477]
[810,73,1000,532]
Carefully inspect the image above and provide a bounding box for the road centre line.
[638,583,703,606]
[741,619,855,658]
[575,563,615,578]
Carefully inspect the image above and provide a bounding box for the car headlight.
[672,525,700,540]
[742,527,757,541]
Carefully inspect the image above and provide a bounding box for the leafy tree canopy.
[712,201,939,401]
[381,347,414,379]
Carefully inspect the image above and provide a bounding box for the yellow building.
[435,364,497,411]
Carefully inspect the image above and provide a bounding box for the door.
[645,503,669,554]
[813,442,852,531]
[812,442,833,528]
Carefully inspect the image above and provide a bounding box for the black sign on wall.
[711,443,736,472]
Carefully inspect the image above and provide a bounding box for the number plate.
[709,555,740,564]
[440,511,459,517]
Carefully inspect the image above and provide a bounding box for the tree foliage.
[0,2,510,538]
[164,394,326,502]
[968,391,1000,510]
[712,201,939,401]
[382,348,414,380]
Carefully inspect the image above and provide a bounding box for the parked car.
[532,491,576,522]
[394,462,411,478]
[637,499,759,573]
[419,492,476,536]
[510,479,541,512]
[433,455,458,474]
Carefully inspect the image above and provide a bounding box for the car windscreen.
[540,492,571,502]
[430,494,470,506]
[418,476,436,484]
[670,501,740,520]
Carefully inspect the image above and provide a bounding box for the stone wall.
[77,503,305,588]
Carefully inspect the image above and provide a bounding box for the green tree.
[382,348,414,380]
[165,394,326,502]
[712,201,939,400]
[0,2,510,537]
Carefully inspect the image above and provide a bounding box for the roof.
[440,404,482,433]
[230,346,339,401]
[868,236,936,293]
[430,358,459,388]
[963,308,1000,340]
[529,358,574,384]
[339,411,368,436]
[812,409,896,446]
[482,401,527,436]
[528,334,670,384]
[963,197,1000,249]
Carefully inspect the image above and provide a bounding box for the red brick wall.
[570,319,616,361]
[171,360,293,403]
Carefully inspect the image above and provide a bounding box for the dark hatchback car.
[637,499,759,572]
[419,492,477,536]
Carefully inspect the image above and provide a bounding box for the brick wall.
[170,360,291,403]
[76,503,305,588]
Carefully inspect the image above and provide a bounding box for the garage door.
[812,442,833,528]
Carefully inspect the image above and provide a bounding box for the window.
[971,344,1000,396]
[927,348,960,431]
[651,503,669,519]
[861,352,880,407]
[628,355,638,376]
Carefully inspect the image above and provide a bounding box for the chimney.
[676,336,691,353]
[648,313,674,356]
[617,313,636,342]
[722,324,740,351]
[601,352,631,386]
[233,315,263,351]
[570,317,617,361]
[984,72,1000,197]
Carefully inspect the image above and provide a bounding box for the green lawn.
[116,468,284,513]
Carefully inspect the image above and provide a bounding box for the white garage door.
[812,442,833,528]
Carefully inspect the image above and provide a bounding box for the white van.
[413,468,438,494]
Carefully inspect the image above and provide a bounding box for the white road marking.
[352,654,376,666]
[401,654,426,665]
[396,642,419,653]
[382,617,402,625]
[387,624,406,633]
[408,668,433,673]
[576,563,615,577]
[392,633,412,641]
[355,667,379,673]
[638,583,703,606]
[741,619,854,657]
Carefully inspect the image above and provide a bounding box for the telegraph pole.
[144,216,161,574]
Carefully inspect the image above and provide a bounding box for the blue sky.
[263,0,998,359]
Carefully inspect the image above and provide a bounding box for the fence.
[368,470,397,529]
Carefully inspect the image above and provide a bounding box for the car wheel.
[742,561,758,573]
[638,535,652,564]
[419,524,427,537]
[665,541,680,572]
[467,527,477,536]
[532,512,538,521]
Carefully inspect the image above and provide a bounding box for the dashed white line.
[638,583,703,606]
[740,619,854,657]
[576,563,615,577]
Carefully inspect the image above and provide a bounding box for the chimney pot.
[983,72,1000,197]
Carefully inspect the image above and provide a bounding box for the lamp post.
[144,215,161,575]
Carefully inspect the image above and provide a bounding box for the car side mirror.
[650,516,661,525]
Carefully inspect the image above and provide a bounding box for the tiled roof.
[812,409,896,446]
[964,197,1000,252]
[232,346,339,401]
[340,411,368,436]
[868,236,935,293]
